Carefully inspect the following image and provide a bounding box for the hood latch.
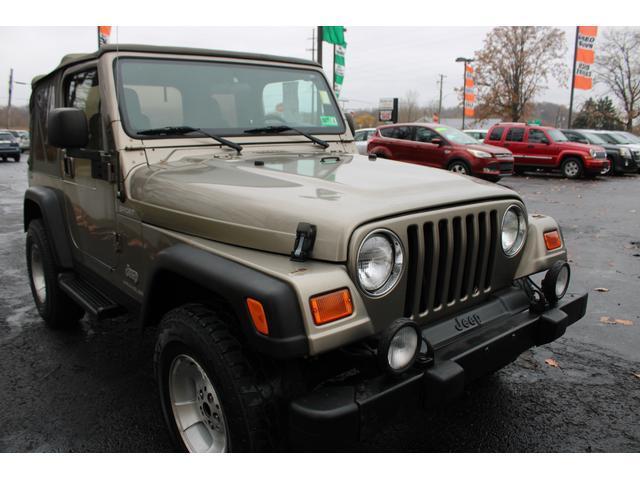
[290,222,317,262]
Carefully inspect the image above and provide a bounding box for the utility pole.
[437,74,446,120]
[567,26,579,128]
[7,68,13,128]
[306,28,316,62]
[316,26,323,66]
[6,68,29,128]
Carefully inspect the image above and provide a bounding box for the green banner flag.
[322,26,346,47]
[322,26,346,98]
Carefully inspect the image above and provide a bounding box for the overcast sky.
[0,26,608,111]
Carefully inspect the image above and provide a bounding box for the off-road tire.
[561,157,583,179]
[448,160,471,175]
[26,219,84,328]
[154,303,279,452]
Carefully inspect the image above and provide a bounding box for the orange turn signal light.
[544,230,562,250]
[310,288,353,326]
[246,298,269,336]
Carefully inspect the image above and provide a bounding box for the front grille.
[498,161,514,173]
[404,209,499,319]
[632,151,640,161]
[494,152,513,159]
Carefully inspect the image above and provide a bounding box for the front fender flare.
[141,244,309,358]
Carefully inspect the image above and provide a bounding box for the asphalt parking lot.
[0,155,639,452]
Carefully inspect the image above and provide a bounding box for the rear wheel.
[155,304,279,452]
[448,160,471,175]
[561,157,583,179]
[26,219,84,328]
[14,155,20,162]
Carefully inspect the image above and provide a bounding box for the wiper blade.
[244,125,329,149]
[137,126,242,153]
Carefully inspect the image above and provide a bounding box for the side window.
[528,129,548,143]
[505,127,525,142]
[489,127,504,141]
[354,131,365,141]
[415,127,438,143]
[395,126,413,140]
[380,127,397,138]
[65,69,102,149]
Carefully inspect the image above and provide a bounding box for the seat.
[123,88,151,131]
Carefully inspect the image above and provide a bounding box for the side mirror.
[431,137,443,146]
[48,108,88,149]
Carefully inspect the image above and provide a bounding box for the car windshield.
[0,133,14,141]
[605,132,632,144]
[432,125,479,145]
[618,131,640,143]
[547,129,568,142]
[581,132,606,145]
[115,58,345,137]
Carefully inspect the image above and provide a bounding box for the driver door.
[61,65,118,272]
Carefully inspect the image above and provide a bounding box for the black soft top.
[32,43,319,86]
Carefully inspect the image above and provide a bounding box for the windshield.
[605,132,632,144]
[581,132,606,145]
[432,125,479,145]
[547,129,568,142]
[619,131,640,143]
[0,133,14,141]
[115,58,345,137]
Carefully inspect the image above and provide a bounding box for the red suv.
[484,123,608,179]
[367,123,514,182]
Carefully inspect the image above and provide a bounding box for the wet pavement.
[1,156,639,452]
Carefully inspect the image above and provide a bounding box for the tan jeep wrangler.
[24,44,587,452]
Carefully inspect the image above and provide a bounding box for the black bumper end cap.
[536,291,588,346]
[423,360,465,408]
[289,386,359,440]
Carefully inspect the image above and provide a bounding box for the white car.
[354,128,377,154]
[463,129,488,141]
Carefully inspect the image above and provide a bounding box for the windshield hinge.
[290,223,317,262]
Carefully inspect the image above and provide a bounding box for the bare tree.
[595,28,640,131]
[474,27,567,121]
[399,90,420,122]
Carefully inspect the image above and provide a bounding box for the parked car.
[561,129,638,175]
[463,129,488,141]
[24,44,586,452]
[367,123,514,182]
[354,127,376,154]
[17,131,30,151]
[0,130,21,161]
[594,131,640,172]
[484,123,608,179]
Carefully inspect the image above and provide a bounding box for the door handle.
[63,155,75,178]
[527,144,535,148]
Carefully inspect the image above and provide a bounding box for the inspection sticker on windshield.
[435,126,448,132]
[320,115,338,126]
[319,90,332,104]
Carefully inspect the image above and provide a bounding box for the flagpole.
[567,26,579,128]
[97,27,101,49]
[316,26,323,66]
[332,44,336,91]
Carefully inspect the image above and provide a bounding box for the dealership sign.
[574,26,598,90]
[378,98,398,123]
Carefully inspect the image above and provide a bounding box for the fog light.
[542,261,570,305]
[378,319,420,374]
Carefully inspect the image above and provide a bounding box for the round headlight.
[356,230,404,296]
[378,319,421,374]
[542,261,571,304]
[501,205,527,257]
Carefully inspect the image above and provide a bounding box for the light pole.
[455,57,474,130]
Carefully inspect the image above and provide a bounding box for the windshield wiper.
[137,126,242,153]
[244,125,329,149]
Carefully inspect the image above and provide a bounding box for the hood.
[129,151,520,261]
[563,141,605,152]
[465,143,512,155]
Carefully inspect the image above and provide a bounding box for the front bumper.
[612,155,638,174]
[289,288,587,440]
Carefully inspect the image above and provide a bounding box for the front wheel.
[561,158,583,179]
[448,160,471,175]
[154,304,278,452]
[14,155,21,162]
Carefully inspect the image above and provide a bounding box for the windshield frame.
[113,56,346,141]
